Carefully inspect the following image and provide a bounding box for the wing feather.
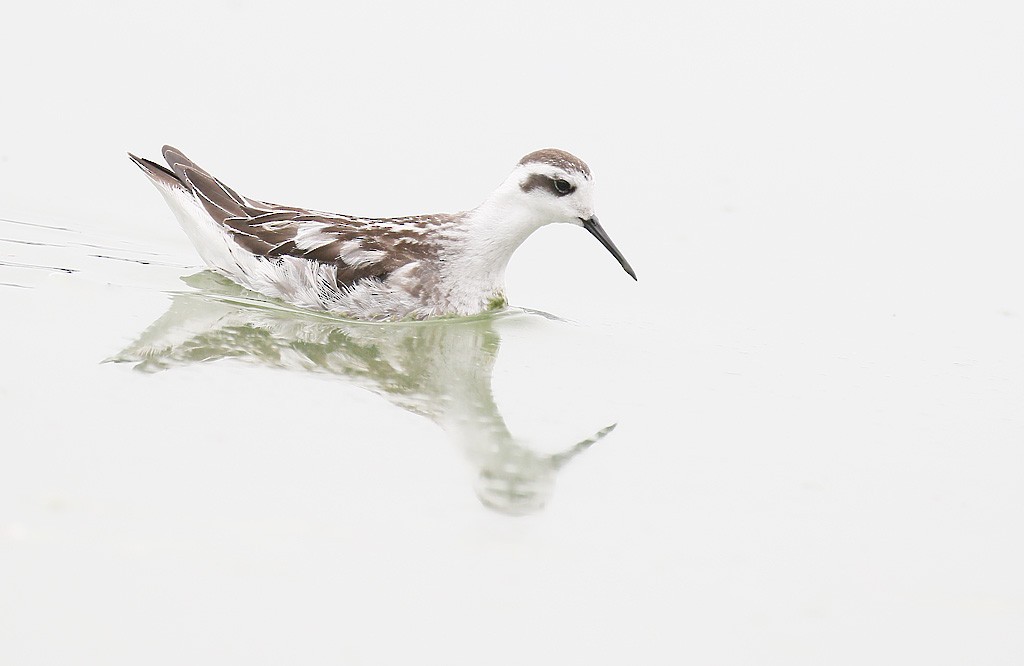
[149,146,455,289]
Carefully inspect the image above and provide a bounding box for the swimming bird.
[129,146,636,320]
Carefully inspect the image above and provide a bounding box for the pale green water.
[0,213,625,517]
[111,271,615,516]
[4,186,1024,663]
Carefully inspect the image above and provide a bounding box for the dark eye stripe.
[519,173,577,196]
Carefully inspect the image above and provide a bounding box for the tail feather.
[130,145,253,226]
[160,145,249,211]
[128,152,185,191]
[161,145,198,183]
[130,146,245,272]
[179,164,247,219]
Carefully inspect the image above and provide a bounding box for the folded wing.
[131,145,449,288]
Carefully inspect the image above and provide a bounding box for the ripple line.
[0,259,77,274]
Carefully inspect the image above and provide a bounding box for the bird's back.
[130,146,461,319]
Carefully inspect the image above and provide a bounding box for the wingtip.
[128,150,181,183]
[161,144,196,175]
[162,144,185,161]
[128,152,150,172]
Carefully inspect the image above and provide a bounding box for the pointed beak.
[580,216,637,280]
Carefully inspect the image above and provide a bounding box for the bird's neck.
[438,188,546,314]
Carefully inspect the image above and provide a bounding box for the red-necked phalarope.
[129,146,636,320]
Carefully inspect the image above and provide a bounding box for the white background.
[2,1,1023,664]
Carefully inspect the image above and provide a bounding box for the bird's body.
[129,146,635,320]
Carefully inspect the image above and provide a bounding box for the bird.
[129,146,636,321]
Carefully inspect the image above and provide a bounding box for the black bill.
[581,216,637,280]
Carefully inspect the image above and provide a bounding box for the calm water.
[0,213,625,515]
[3,2,1024,663]
[3,189,1023,664]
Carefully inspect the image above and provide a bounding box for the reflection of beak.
[580,216,637,280]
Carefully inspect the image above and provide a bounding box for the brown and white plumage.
[129,146,635,320]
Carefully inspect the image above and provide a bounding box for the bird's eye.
[553,178,572,195]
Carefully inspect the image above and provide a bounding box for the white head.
[512,148,597,222]
[493,149,637,280]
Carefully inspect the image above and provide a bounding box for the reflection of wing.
[129,146,458,291]
[109,274,614,515]
[109,272,502,420]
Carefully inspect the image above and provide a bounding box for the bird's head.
[502,148,636,280]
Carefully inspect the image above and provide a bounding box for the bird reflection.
[111,271,614,515]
